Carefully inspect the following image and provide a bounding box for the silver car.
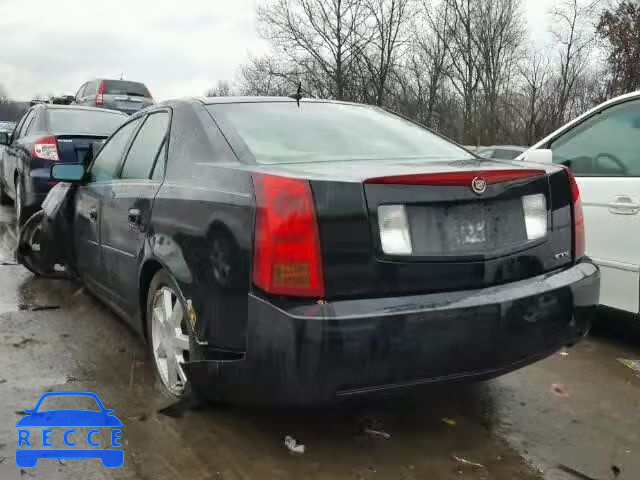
[74,79,154,115]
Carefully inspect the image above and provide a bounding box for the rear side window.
[75,83,87,101]
[151,142,167,180]
[102,80,150,98]
[120,112,170,180]
[90,118,142,182]
[18,111,36,138]
[47,109,126,136]
[85,81,97,96]
[24,111,40,135]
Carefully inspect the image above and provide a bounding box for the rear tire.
[146,269,193,401]
[15,176,29,225]
[0,179,10,205]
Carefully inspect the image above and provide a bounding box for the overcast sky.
[1,0,557,101]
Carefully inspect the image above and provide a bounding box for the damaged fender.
[17,182,75,278]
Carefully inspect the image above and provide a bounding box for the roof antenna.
[120,73,124,80]
[289,81,302,107]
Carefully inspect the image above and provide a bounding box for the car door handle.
[89,207,98,222]
[608,196,640,215]
[128,208,142,227]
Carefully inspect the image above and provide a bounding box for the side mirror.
[50,163,86,182]
[521,148,553,164]
[0,132,9,146]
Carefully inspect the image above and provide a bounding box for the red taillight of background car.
[96,81,105,107]
[364,169,546,186]
[31,135,60,161]
[567,168,585,260]
[252,173,325,297]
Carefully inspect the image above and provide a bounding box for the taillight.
[252,173,324,297]
[96,81,105,106]
[567,169,585,260]
[146,88,153,100]
[32,135,60,161]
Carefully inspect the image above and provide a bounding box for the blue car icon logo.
[15,391,123,468]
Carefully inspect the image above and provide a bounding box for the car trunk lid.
[304,160,574,299]
[364,169,548,261]
[55,135,107,165]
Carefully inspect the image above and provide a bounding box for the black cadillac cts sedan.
[35,97,599,405]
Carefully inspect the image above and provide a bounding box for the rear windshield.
[206,102,472,164]
[47,109,127,136]
[103,80,151,97]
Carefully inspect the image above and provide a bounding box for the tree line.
[207,0,640,147]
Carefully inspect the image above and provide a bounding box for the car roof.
[197,96,366,107]
[87,78,148,84]
[38,104,127,115]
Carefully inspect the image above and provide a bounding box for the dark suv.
[74,79,154,115]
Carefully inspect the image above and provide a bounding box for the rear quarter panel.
[146,102,254,352]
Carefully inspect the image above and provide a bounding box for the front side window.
[207,102,472,164]
[90,118,142,182]
[550,99,640,176]
[120,112,169,180]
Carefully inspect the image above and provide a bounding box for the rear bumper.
[191,261,599,406]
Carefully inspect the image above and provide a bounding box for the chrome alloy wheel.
[15,179,23,222]
[151,287,190,396]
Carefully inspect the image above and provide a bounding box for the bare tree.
[357,0,412,105]
[237,0,612,146]
[597,0,640,96]
[548,0,597,126]
[440,0,482,144]
[257,0,368,100]
[516,49,553,145]
[404,0,451,127]
[205,80,234,97]
[237,55,292,96]
[474,0,524,143]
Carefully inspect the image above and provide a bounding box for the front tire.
[146,269,192,400]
